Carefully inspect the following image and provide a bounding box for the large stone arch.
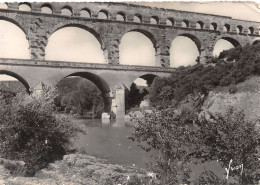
[169,33,202,66]
[0,18,30,59]
[119,28,158,66]
[0,16,28,36]
[0,70,31,93]
[176,33,202,53]
[46,22,104,49]
[214,35,241,48]
[45,23,106,63]
[122,28,158,49]
[122,72,160,90]
[59,71,112,113]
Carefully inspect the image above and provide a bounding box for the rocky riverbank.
[0,153,158,185]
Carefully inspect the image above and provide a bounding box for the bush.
[131,107,260,184]
[0,87,84,176]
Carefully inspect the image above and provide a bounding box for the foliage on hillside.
[0,88,84,176]
[149,43,260,107]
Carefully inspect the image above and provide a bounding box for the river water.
[72,118,225,179]
[72,119,155,169]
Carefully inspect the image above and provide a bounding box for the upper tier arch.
[0,16,28,36]
[46,22,104,49]
[122,28,157,49]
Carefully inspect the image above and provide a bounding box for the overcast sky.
[0,1,260,84]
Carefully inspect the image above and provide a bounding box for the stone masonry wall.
[0,2,259,66]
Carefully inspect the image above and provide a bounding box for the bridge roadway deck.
[0,58,176,73]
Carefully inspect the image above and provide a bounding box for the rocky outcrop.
[0,154,157,185]
[201,76,260,124]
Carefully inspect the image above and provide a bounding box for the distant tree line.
[55,77,104,118]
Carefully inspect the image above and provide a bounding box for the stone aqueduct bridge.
[0,2,260,117]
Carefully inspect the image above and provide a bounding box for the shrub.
[131,107,260,184]
[0,87,84,176]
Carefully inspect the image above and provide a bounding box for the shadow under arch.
[47,23,104,48]
[0,70,31,94]
[178,33,202,53]
[66,72,112,113]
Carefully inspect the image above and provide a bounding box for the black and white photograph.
[0,1,259,184]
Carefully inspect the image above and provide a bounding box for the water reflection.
[72,119,154,169]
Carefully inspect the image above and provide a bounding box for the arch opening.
[19,3,31,12]
[166,18,174,26]
[0,3,8,9]
[182,20,189,28]
[0,71,30,94]
[236,25,243,33]
[133,15,142,23]
[61,7,72,16]
[150,16,158,24]
[223,24,230,32]
[213,37,240,57]
[119,31,156,66]
[126,74,157,112]
[248,27,254,34]
[55,73,111,118]
[45,26,105,63]
[116,12,125,21]
[41,4,52,14]
[196,21,204,29]
[170,34,201,68]
[80,9,91,18]
[0,20,30,59]
[98,10,108,19]
[210,22,217,31]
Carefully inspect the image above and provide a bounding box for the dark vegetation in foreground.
[0,88,84,176]
[131,43,260,184]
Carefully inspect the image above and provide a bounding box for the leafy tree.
[0,87,84,176]
[131,107,260,184]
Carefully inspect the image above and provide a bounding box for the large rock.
[0,153,155,184]
[201,76,260,124]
